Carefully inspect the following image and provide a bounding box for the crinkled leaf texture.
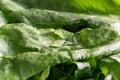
[0,22,120,80]
[1,0,120,80]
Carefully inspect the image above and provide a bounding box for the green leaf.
[3,9,120,32]
[98,57,120,80]
[70,0,120,14]
[1,1,120,79]
[1,0,120,30]
[27,67,50,80]
[76,26,120,48]
[0,23,73,80]
[1,0,120,14]
[0,23,120,79]
[74,62,92,80]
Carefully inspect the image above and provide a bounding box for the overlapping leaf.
[0,0,120,80]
